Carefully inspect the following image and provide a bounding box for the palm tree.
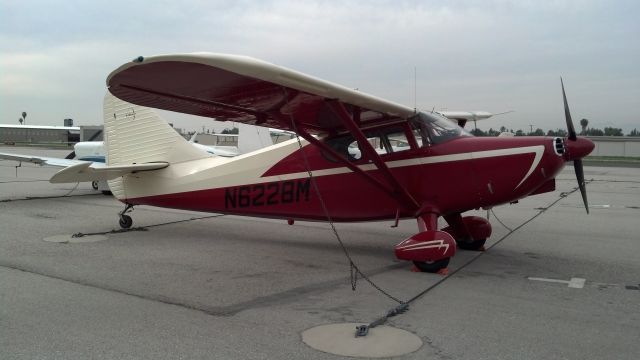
[579,118,588,134]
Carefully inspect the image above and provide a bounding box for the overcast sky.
[1,0,638,133]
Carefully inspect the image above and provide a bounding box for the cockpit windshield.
[410,112,471,145]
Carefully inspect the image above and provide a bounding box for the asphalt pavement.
[1,147,638,359]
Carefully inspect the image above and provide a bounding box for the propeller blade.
[65,151,76,159]
[561,77,577,141]
[573,159,589,214]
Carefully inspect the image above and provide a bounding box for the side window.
[364,126,413,155]
[323,125,414,163]
[386,129,411,153]
[347,139,362,160]
[361,131,388,156]
[324,135,362,162]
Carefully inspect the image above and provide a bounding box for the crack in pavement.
[0,261,406,317]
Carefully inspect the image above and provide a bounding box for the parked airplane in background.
[438,111,494,129]
[0,95,274,193]
[188,123,274,157]
[1,53,595,274]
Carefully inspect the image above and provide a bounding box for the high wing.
[107,53,416,134]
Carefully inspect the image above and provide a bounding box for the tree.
[221,127,239,134]
[547,129,568,137]
[628,128,640,137]
[531,128,545,136]
[603,127,623,136]
[19,111,27,125]
[585,128,604,136]
[579,118,588,134]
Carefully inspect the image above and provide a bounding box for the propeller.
[561,78,589,214]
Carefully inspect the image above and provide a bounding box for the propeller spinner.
[561,78,594,214]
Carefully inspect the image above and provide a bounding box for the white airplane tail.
[236,123,273,154]
[104,92,209,199]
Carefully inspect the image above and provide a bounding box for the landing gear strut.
[118,203,134,229]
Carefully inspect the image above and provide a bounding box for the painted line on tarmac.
[528,276,586,288]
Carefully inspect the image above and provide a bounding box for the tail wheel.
[413,258,450,273]
[456,238,486,251]
[119,215,133,229]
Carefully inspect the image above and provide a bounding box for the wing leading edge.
[107,53,415,134]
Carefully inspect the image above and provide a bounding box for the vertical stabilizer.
[104,92,207,165]
[103,92,209,199]
[237,123,273,154]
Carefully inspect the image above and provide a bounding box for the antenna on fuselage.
[413,66,417,113]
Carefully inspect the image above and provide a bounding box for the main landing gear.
[118,203,134,229]
[413,258,451,273]
[442,214,491,252]
[394,212,492,273]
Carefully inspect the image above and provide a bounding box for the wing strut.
[293,126,399,200]
[325,101,420,212]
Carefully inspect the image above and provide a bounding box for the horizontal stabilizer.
[0,152,83,167]
[50,162,169,183]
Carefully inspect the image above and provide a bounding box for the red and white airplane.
[56,53,595,273]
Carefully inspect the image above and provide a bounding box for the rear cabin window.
[323,125,413,163]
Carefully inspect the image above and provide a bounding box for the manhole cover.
[302,323,422,358]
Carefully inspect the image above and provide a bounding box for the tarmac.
[1,146,639,359]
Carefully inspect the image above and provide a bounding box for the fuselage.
[117,133,570,222]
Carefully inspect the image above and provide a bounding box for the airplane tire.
[456,239,486,251]
[119,215,133,229]
[413,258,450,273]
[102,190,112,195]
